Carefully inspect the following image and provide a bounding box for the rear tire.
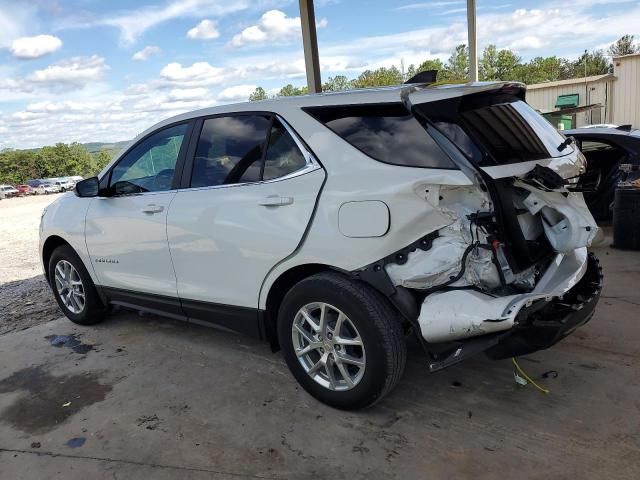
[48,245,106,325]
[278,272,406,410]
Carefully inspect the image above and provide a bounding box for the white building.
[611,52,640,128]
[526,52,640,130]
[526,74,615,129]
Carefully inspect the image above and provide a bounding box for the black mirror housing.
[74,177,100,197]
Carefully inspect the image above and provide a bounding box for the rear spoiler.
[404,70,438,85]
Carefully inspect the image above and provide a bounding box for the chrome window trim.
[179,113,322,193]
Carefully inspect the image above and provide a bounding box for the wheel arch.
[262,263,339,351]
[42,235,72,284]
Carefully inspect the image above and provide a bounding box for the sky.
[0,0,639,149]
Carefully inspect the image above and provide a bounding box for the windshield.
[415,95,573,167]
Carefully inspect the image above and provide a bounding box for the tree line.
[2,36,637,184]
[0,144,113,185]
[249,34,639,100]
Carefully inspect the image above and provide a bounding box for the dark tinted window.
[263,120,307,180]
[305,104,456,169]
[110,123,188,194]
[191,115,271,187]
[416,96,573,167]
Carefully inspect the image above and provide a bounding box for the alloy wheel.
[291,302,366,391]
[54,260,86,314]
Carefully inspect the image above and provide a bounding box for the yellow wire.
[512,358,550,394]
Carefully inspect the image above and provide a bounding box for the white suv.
[40,82,603,409]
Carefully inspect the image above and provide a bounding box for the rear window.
[304,104,457,169]
[415,95,573,167]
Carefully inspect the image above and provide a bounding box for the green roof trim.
[555,93,579,108]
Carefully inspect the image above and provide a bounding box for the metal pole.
[467,0,478,82]
[299,0,322,93]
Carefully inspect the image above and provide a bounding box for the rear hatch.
[407,82,596,273]
[407,82,586,180]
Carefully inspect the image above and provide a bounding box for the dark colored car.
[565,126,640,220]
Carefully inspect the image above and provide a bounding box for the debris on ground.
[65,437,86,448]
[45,334,95,354]
[137,414,162,430]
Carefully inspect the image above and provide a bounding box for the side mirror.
[74,177,100,197]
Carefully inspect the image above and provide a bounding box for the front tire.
[278,272,406,410]
[48,245,105,325]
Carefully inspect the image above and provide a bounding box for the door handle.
[141,204,164,214]
[259,195,294,207]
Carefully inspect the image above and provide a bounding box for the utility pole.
[467,0,478,82]
[299,0,322,93]
[584,49,589,123]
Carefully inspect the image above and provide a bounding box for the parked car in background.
[565,126,640,220]
[0,184,19,199]
[68,176,84,185]
[54,180,71,192]
[34,182,61,195]
[16,184,33,196]
[27,179,44,189]
[40,81,603,409]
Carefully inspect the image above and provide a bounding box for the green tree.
[249,86,268,101]
[277,84,308,96]
[322,75,351,92]
[573,50,610,77]
[608,34,639,57]
[480,45,499,80]
[0,142,103,184]
[416,58,444,75]
[442,44,468,81]
[495,49,521,80]
[351,66,403,88]
[94,150,113,172]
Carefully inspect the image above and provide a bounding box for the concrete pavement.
[0,239,639,479]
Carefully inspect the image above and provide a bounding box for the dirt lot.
[0,194,63,334]
[0,193,638,479]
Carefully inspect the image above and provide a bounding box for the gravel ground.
[0,194,64,334]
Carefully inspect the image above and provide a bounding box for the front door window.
[110,123,188,194]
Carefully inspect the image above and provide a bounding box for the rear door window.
[190,115,309,187]
[263,120,307,180]
[305,104,457,169]
[191,115,271,187]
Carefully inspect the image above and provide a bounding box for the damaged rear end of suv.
[40,79,603,410]
[303,81,603,385]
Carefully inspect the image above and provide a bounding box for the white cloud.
[167,87,210,100]
[132,45,162,61]
[395,2,463,10]
[510,35,545,50]
[28,55,109,85]
[217,84,257,102]
[230,9,327,48]
[160,61,227,86]
[10,34,63,59]
[187,19,220,40]
[99,0,251,45]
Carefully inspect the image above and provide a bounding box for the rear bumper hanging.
[485,252,603,359]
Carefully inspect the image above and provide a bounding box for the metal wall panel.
[612,54,640,128]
